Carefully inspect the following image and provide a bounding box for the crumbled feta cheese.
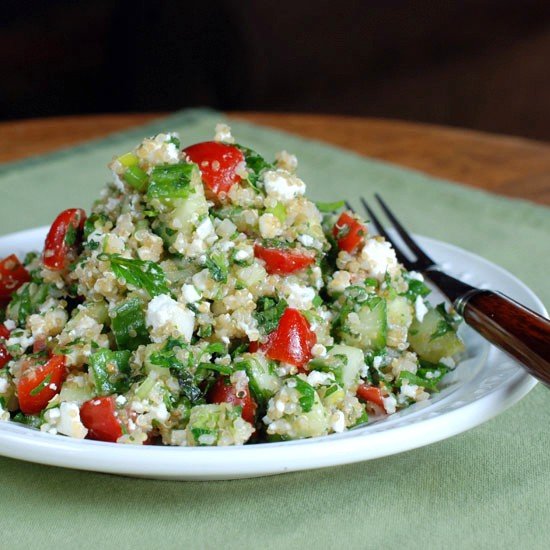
[195,217,217,241]
[181,284,201,303]
[408,271,424,282]
[192,269,210,291]
[360,238,399,280]
[373,355,383,369]
[214,123,235,144]
[331,411,346,433]
[57,402,88,439]
[439,356,456,368]
[282,282,316,310]
[298,234,315,247]
[414,296,429,322]
[306,370,334,387]
[146,294,195,343]
[112,171,125,191]
[400,382,419,400]
[311,344,327,358]
[263,170,306,202]
[0,378,8,393]
[115,395,127,406]
[382,394,397,414]
[3,320,16,331]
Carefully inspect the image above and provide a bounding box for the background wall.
[2,0,549,140]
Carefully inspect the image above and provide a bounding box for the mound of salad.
[0,124,464,446]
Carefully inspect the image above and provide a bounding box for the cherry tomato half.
[261,308,317,370]
[0,324,11,370]
[43,208,87,271]
[0,255,30,300]
[80,396,123,443]
[208,376,257,425]
[356,384,385,409]
[18,354,67,415]
[254,244,315,275]
[333,212,366,253]
[184,141,244,197]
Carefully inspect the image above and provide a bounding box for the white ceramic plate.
[0,227,545,480]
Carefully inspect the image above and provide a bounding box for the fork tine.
[359,197,411,266]
[345,200,355,213]
[374,193,434,266]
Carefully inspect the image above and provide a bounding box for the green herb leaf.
[236,145,273,191]
[64,224,78,246]
[401,273,431,302]
[147,163,195,204]
[254,296,287,334]
[29,373,52,396]
[123,165,149,191]
[108,254,170,297]
[293,377,315,412]
[205,253,229,283]
[315,200,346,213]
[89,349,131,396]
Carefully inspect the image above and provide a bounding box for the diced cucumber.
[147,163,197,205]
[170,185,208,236]
[89,349,131,396]
[326,344,365,389]
[239,353,280,404]
[135,371,158,400]
[409,307,464,363]
[59,380,94,405]
[341,297,387,351]
[387,296,413,329]
[321,384,345,407]
[287,391,328,439]
[80,301,109,326]
[111,297,149,351]
[236,264,267,288]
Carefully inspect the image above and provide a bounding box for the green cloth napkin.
[1,109,549,550]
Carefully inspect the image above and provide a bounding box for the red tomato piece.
[356,384,385,409]
[208,376,258,425]
[254,244,315,275]
[332,212,367,253]
[17,355,67,415]
[0,254,30,300]
[262,308,316,370]
[43,208,87,271]
[183,141,244,197]
[0,324,11,370]
[80,396,123,443]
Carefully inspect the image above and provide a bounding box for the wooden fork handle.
[456,290,550,385]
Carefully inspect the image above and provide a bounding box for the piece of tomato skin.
[0,324,11,369]
[0,254,31,300]
[253,244,315,275]
[80,396,123,443]
[17,355,67,415]
[261,308,317,370]
[43,208,87,271]
[333,212,366,253]
[183,141,244,197]
[207,376,258,425]
[356,384,385,410]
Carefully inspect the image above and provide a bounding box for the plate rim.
[0,226,545,480]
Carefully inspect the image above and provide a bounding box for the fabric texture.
[0,109,549,549]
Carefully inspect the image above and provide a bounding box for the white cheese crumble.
[58,402,88,438]
[282,282,316,310]
[360,238,399,280]
[298,234,315,247]
[0,378,8,393]
[181,284,201,303]
[414,296,429,322]
[306,370,334,387]
[439,356,456,368]
[382,394,397,414]
[263,170,306,202]
[146,294,195,343]
[330,411,346,433]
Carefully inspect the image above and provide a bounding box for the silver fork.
[357,194,550,386]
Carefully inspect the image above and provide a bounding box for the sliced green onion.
[117,153,139,168]
[123,165,149,191]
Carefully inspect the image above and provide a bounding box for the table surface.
[1,112,549,205]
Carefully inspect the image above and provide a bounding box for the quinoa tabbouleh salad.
[0,124,465,446]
